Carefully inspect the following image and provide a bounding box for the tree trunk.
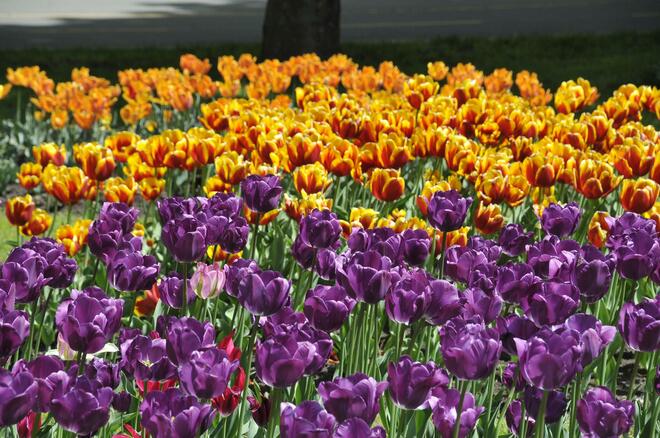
[262,0,340,60]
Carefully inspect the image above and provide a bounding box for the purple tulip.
[387,355,449,409]
[158,272,195,309]
[515,327,581,390]
[280,401,336,438]
[427,190,473,232]
[498,223,533,257]
[502,362,525,391]
[0,309,29,365]
[161,215,208,262]
[55,287,123,354]
[112,391,131,412]
[241,174,283,213]
[385,269,429,325]
[540,202,581,237]
[261,312,333,377]
[179,347,239,399]
[429,386,484,438]
[300,209,341,249]
[461,287,502,324]
[0,247,47,303]
[304,284,356,333]
[402,228,431,266]
[315,248,338,280]
[527,236,580,281]
[0,368,37,427]
[440,316,501,380]
[612,229,660,280]
[84,357,120,389]
[237,269,291,316]
[22,237,77,289]
[564,314,616,367]
[524,280,580,326]
[206,191,243,217]
[98,202,139,232]
[423,279,463,325]
[444,246,490,284]
[506,400,534,437]
[317,373,388,424]
[107,249,159,291]
[291,234,315,269]
[577,386,634,438]
[523,386,568,424]
[224,258,260,297]
[255,333,314,388]
[336,250,396,304]
[335,418,386,437]
[617,295,660,352]
[50,379,114,436]
[495,263,541,305]
[120,334,177,382]
[163,316,216,365]
[140,388,214,438]
[496,315,540,356]
[11,355,74,413]
[606,212,657,250]
[157,196,207,223]
[572,244,614,303]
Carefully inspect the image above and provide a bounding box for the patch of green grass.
[0,214,18,259]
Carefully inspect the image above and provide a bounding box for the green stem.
[237,323,259,438]
[249,216,260,261]
[534,390,549,438]
[266,387,283,438]
[438,231,447,279]
[627,352,640,401]
[569,373,582,438]
[182,263,189,316]
[25,298,39,360]
[452,381,468,438]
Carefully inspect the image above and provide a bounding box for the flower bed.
[1,53,659,437]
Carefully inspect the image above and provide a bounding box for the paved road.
[0,0,659,49]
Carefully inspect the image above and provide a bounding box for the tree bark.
[262,0,340,60]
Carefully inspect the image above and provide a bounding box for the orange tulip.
[5,194,35,226]
[368,168,405,202]
[42,165,89,205]
[404,74,439,109]
[74,142,116,181]
[104,176,138,205]
[33,143,67,167]
[554,78,599,114]
[474,202,504,235]
[0,83,12,100]
[319,137,361,179]
[243,206,280,226]
[360,132,412,171]
[575,157,621,199]
[620,178,659,213]
[104,131,140,163]
[20,209,52,237]
[139,177,165,201]
[652,152,660,185]
[204,175,232,196]
[587,211,613,249]
[522,153,564,188]
[429,227,470,256]
[293,163,331,195]
[444,135,478,177]
[17,163,42,191]
[123,153,163,182]
[610,138,654,178]
[215,151,250,186]
[427,62,449,81]
[56,219,92,256]
[283,192,333,222]
[180,53,211,75]
[207,245,242,263]
[135,285,160,318]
